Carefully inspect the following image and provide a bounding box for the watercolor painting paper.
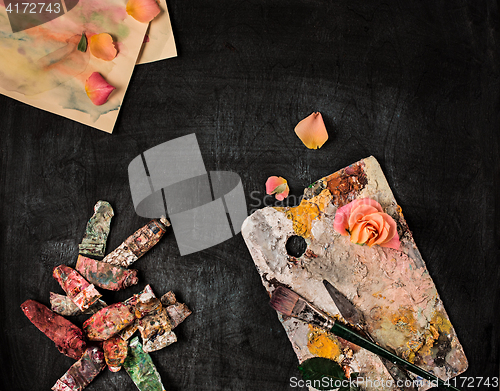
[0,0,149,133]
[136,0,176,64]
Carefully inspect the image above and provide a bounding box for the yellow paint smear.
[431,312,452,334]
[391,307,418,334]
[277,189,332,238]
[407,311,453,363]
[307,325,341,361]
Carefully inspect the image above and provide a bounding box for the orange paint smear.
[27,26,72,43]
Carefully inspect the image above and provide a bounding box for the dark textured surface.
[0,0,499,390]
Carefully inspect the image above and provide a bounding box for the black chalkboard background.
[0,0,498,390]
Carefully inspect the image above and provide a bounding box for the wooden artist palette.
[242,156,467,391]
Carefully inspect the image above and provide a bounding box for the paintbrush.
[323,280,417,391]
[269,286,461,391]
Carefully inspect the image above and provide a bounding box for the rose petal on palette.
[294,112,329,149]
[126,0,161,23]
[379,229,400,250]
[265,176,289,200]
[89,33,117,61]
[85,73,116,106]
[333,202,354,236]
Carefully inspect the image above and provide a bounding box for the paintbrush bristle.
[269,286,301,316]
[269,286,335,330]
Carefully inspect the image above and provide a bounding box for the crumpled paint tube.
[120,289,192,345]
[75,255,138,291]
[21,300,86,360]
[83,302,135,341]
[161,291,192,329]
[79,201,114,258]
[122,285,161,319]
[52,346,106,391]
[118,285,160,343]
[119,320,139,340]
[102,218,170,268]
[53,265,102,311]
[123,337,166,391]
[133,286,176,353]
[139,307,177,353]
[133,285,161,318]
[165,303,192,329]
[103,335,128,372]
[50,293,107,316]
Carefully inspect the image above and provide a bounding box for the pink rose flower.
[333,198,400,250]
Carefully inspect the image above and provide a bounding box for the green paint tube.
[123,337,166,391]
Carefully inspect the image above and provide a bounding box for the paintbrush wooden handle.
[330,322,461,391]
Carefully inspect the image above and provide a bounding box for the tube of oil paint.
[52,346,106,391]
[103,335,128,372]
[76,255,138,291]
[79,200,114,258]
[50,292,107,316]
[21,300,86,360]
[83,302,136,341]
[123,337,166,391]
[101,218,170,267]
[53,265,102,311]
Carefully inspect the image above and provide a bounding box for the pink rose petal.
[348,198,384,214]
[379,231,400,250]
[275,185,289,201]
[333,202,354,236]
[294,112,329,149]
[265,176,289,201]
[85,72,116,106]
[348,205,380,230]
[126,0,161,23]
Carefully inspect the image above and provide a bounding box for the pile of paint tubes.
[21,201,192,391]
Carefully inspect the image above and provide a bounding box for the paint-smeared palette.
[242,156,467,391]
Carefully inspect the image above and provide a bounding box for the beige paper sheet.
[0,0,149,133]
[136,0,177,64]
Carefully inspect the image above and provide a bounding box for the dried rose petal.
[266,176,289,201]
[294,112,329,149]
[89,33,117,61]
[85,72,116,106]
[126,0,161,23]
